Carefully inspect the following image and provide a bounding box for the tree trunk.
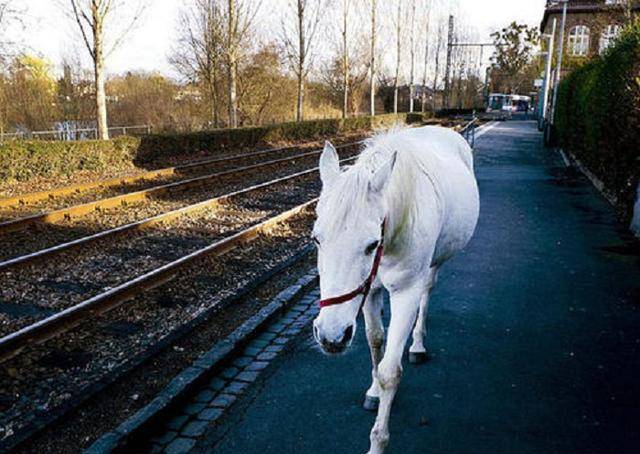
[297,73,304,122]
[228,0,238,128]
[209,75,219,128]
[393,0,401,114]
[408,0,416,113]
[393,87,398,114]
[432,34,440,113]
[296,0,305,122]
[93,8,108,140]
[369,0,376,116]
[342,0,348,119]
[421,6,430,113]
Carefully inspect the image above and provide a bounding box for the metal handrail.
[0,125,152,142]
[459,117,478,149]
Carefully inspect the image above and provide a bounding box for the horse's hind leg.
[363,284,385,412]
[409,267,439,364]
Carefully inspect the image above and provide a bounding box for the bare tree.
[420,2,431,113]
[0,0,23,136]
[172,0,259,129]
[327,0,357,118]
[281,0,326,122]
[341,0,349,119]
[623,0,635,21]
[65,0,146,139]
[369,0,376,116]
[322,10,369,117]
[0,0,23,66]
[227,0,238,127]
[225,0,261,128]
[408,0,417,112]
[393,0,402,114]
[171,0,224,128]
[432,17,445,112]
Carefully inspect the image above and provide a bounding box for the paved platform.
[193,121,640,454]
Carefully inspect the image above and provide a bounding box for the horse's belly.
[431,164,479,266]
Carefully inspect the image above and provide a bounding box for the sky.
[16,0,548,78]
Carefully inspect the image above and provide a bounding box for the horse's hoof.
[409,351,428,364]
[363,395,379,412]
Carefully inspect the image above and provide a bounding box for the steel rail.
[0,155,356,272]
[458,117,479,148]
[0,199,319,363]
[0,142,360,235]
[0,139,343,209]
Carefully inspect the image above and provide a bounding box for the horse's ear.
[369,151,397,194]
[320,141,340,189]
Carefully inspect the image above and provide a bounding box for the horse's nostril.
[341,325,354,345]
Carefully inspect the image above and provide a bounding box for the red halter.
[318,220,386,309]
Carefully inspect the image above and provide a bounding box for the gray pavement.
[195,121,640,454]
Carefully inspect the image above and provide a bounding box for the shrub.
[555,21,640,220]
[134,113,419,165]
[0,136,140,182]
[0,114,419,183]
[435,108,484,118]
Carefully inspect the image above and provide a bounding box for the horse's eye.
[365,241,379,255]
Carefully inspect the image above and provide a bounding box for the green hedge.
[555,21,640,218]
[0,136,139,182]
[0,113,423,183]
[134,113,422,164]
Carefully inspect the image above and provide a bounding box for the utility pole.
[484,66,491,104]
[446,42,496,108]
[550,0,568,126]
[443,15,454,109]
[444,15,508,111]
[540,18,556,130]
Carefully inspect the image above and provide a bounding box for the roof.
[540,1,640,32]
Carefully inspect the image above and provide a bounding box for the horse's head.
[312,141,396,355]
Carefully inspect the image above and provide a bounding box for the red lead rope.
[318,220,386,309]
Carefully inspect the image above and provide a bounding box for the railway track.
[0,144,354,450]
[0,177,317,329]
[0,145,360,340]
[0,142,360,233]
[0,143,361,262]
[0,136,360,216]
[0,202,318,452]
[0,171,327,340]
[0,166,334,273]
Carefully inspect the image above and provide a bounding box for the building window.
[568,25,590,56]
[600,24,621,53]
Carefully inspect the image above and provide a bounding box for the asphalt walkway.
[195,121,640,454]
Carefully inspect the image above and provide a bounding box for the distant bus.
[487,94,531,113]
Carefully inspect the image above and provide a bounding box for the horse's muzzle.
[314,323,354,354]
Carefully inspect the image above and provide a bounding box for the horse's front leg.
[368,285,423,454]
[363,284,385,411]
[409,267,438,364]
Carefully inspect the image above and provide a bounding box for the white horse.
[312,125,479,454]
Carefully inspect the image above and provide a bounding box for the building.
[541,0,640,59]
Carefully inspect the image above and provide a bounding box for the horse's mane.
[317,125,430,243]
